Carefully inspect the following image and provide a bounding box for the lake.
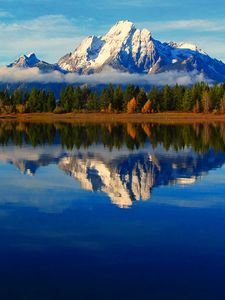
[0,122,225,299]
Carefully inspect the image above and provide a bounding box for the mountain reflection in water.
[1,122,225,300]
[0,122,225,209]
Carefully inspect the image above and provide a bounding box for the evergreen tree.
[59,86,75,112]
[209,83,221,110]
[0,82,223,115]
[123,84,135,111]
[182,89,192,111]
[81,85,91,109]
[134,86,140,98]
[73,86,83,110]
[100,85,114,111]
[86,93,99,111]
[136,88,147,112]
[12,88,23,105]
[172,84,184,111]
[26,88,40,112]
[113,86,123,111]
[46,91,56,112]
[202,90,211,113]
[161,85,172,111]
[220,93,225,114]
[148,86,160,112]
[193,100,200,113]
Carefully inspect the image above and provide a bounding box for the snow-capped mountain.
[5,20,225,82]
[58,149,225,208]
[58,20,225,82]
[8,53,62,73]
[3,146,223,208]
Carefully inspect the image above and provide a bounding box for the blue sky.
[0,0,225,65]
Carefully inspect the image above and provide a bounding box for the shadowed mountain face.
[58,20,225,82]
[1,121,225,209]
[1,123,225,300]
[58,21,225,81]
[5,21,225,82]
[58,149,225,208]
[0,119,225,300]
[8,53,63,73]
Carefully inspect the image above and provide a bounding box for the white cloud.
[0,10,12,18]
[0,66,210,86]
[0,15,85,64]
[138,19,225,32]
[0,15,77,35]
[0,37,81,65]
[1,15,225,66]
[109,0,171,8]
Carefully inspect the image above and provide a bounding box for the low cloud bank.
[0,66,211,86]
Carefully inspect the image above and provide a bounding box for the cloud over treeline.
[0,66,210,86]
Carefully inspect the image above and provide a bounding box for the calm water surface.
[0,122,225,299]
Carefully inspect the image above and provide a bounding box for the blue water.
[0,123,225,299]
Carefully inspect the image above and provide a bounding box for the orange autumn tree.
[141,100,152,113]
[141,124,151,137]
[127,98,137,113]
[127,123,137,139]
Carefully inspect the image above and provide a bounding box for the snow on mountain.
[2,143,225,208]
[58,20,225,82]
[58,20,161,74]
[168,41,207,55]
[5,20,225,82]
[58,148,225,208]
[8,53,62,73]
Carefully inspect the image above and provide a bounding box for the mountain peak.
[8,53,62,73]
[176,42,207,55]
[114,20,135,27]
[168,41,207,55]
[6,20,225,82]
[57,20,225,81]
[106,20,136,37]
[23,53,39,64]
[8,53,40,68]
[26,52,38,59]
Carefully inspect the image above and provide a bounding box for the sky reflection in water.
[0,122,225,300]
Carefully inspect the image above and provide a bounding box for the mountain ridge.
[8,52,64,73]
[5,20,225,83]
[4,148,225,209]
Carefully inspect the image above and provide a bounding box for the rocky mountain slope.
[6,20,225,82]
[3,147,224,208]
[58,20,225,82]
[8,53,62,73]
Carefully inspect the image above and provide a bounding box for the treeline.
[1,122,225,153]
[1,82,225,113]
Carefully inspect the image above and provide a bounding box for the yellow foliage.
[16,104,26,114]
[127,123,136,139]
[193,101,200,113]
[220,94,225,114]
[108,103,112,112]
[16,123,26,132]
[107,124,112,133]
[141,124,151,137]
[127,98,137,113]
[53,106,65,114]
[141,100,152,113]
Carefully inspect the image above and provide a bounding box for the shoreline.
[0,112,225,124]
